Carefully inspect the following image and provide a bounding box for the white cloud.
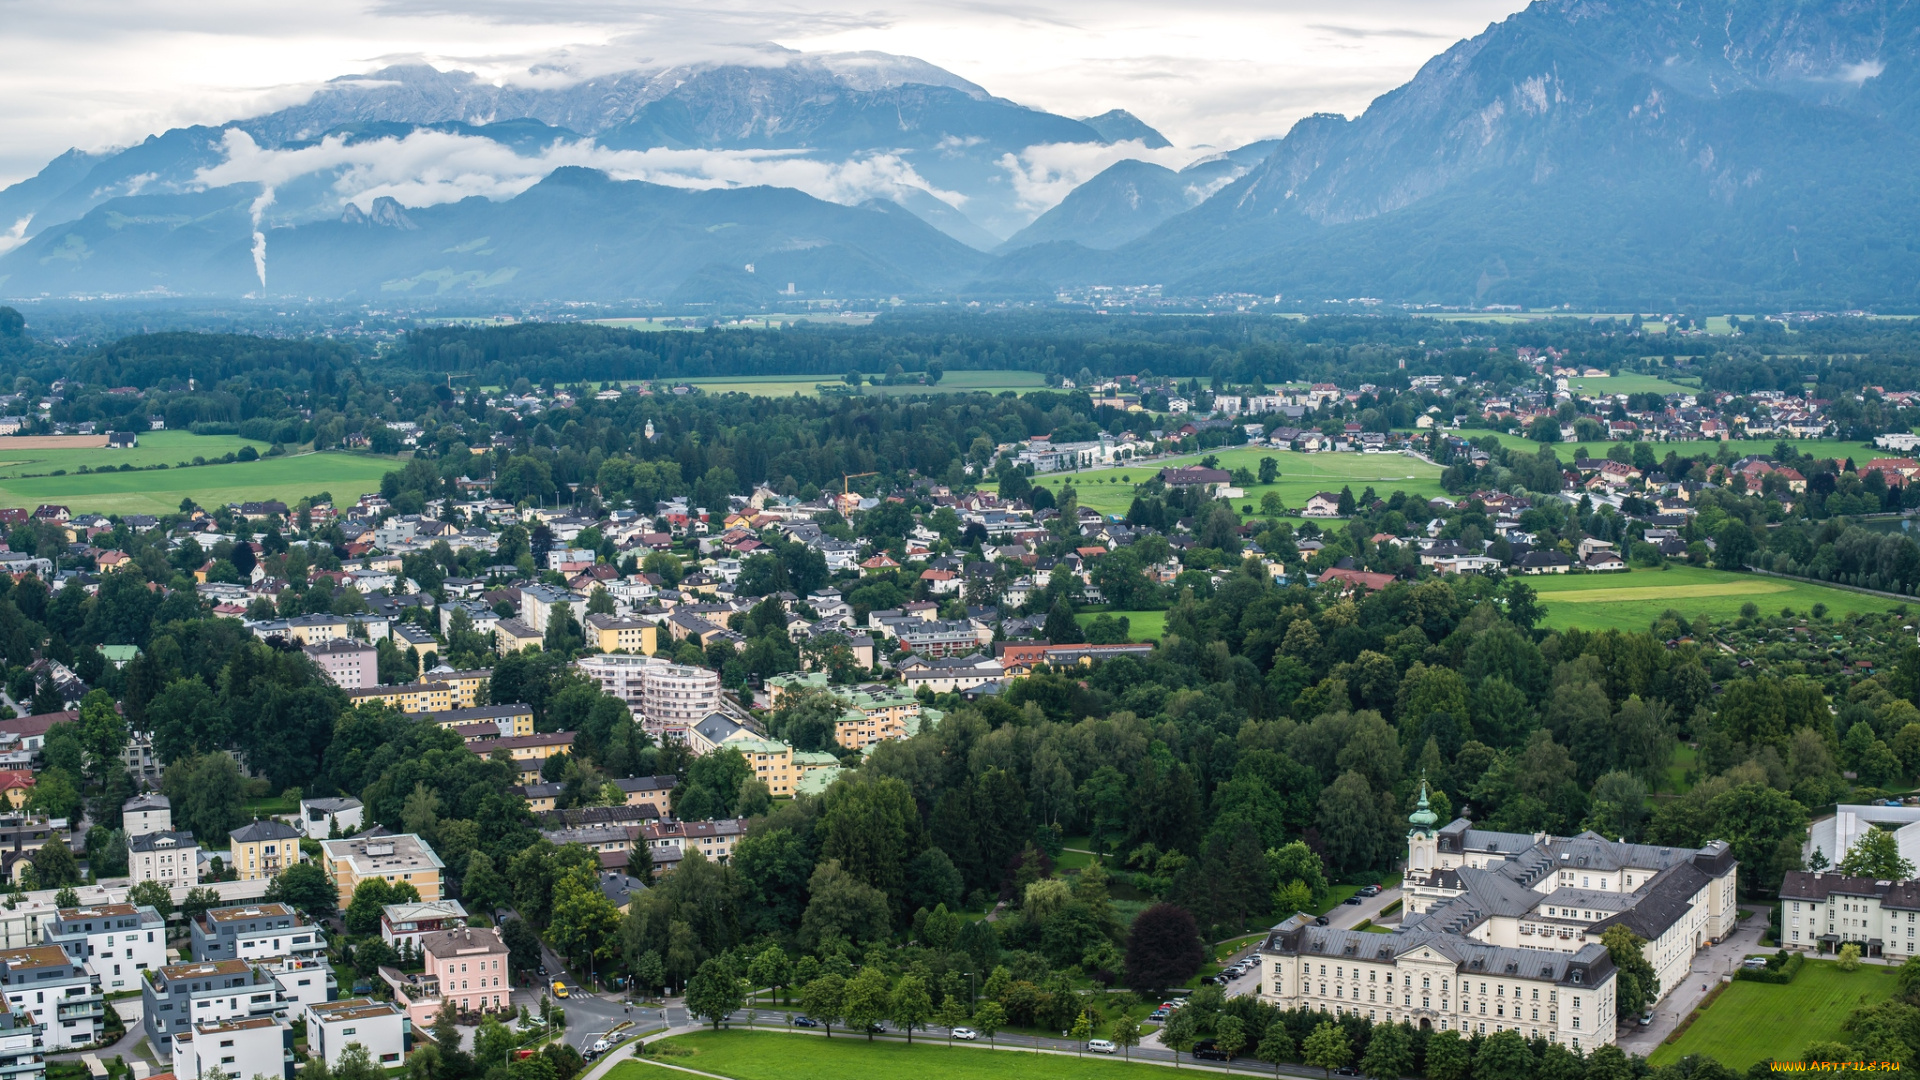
[996,139,1197,212]
[191,127,967,213]
[0,0,1530,187]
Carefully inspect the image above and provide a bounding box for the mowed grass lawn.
[0,430,268,479]
[0,452,396,515]
[1560,374,1702,397]
[1529,566,1907,633]
[1075,610,1168,642]
[620,1031,1166,1080]
[1031,448,1447,519]
[1650,961,1899,1071]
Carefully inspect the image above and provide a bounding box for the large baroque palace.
[1258,784,1738,1051]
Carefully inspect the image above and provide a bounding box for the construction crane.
[838,472,879,514]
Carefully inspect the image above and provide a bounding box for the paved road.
[1615,905,1770,1057]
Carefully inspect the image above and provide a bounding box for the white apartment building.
[1779,872,1920,958]
[173,1016,289,1080]
[43,904,166,993]
[122,793,172,838]
[0,945,104,1050]
[306,999,406,1069]
[128,832,201,888]
[573,655,721,742]
[302,639,377,690]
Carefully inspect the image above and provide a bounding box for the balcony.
[55,1001,101,1021]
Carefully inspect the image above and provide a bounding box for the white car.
[951,1027,979,1041]
[1088,1040,1117,1055]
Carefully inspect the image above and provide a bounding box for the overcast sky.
[0,0,1528,186]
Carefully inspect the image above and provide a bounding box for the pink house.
[303,639,377,689]
[384,925,511,1028]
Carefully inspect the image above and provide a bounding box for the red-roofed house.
[0,771,32,808]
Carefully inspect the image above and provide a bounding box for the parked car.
[1088,1040,1117,1055]
[866,1023,887,1034]
[1336,1068,1363,1077]
[1638,1011,1654,1026]
[951,1027,978,1041]
[1741,957,1769,969]
[1359,885,1381,897]
[1343,896,1363,905]
[792,1016,821,1028]
[1314,916,1330,926]
[1192,1041,1229,1062]
[1148,1010,1169,1022]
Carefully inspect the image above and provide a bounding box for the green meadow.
[0,452,395,515]
[1559,373,1702,396]
[0,430,267,479]
[1527,565,1906,633]
[1030,447,1447,519]
[1440,429,1878,464]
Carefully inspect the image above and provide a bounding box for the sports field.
[681,370,1048,398]
[616,1031,1165,1080]
[0,431,269,479]
[1649,960,1897,1071]
[1528,566,1906,632]
[1029,447,1447,519]
[0,451,394,515]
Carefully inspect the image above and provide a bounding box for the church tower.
[1407,777,1439,873]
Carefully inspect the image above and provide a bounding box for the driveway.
[1615,905,1770,1056]
[1322,887,1402,932]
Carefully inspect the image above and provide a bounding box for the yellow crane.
[838,471,879,513]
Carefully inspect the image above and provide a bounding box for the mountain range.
[7,0,1920,306]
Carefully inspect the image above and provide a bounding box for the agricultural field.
[1527,565,1906,633]
[1434,429,1879,465]
[1649,960,1897,1071]
[0,430,268,479]
[618,1031,1164,1080]
[0,452,394,516]
[680,370,1047,398]
[1029,447,1447,519]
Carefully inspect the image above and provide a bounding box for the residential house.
[298,797,364,840]
[305,999,406,1070]
[318,834,446,909]
[190,904,325,965]
[128,832,201,888]
[228,821,304,881]
[42,904,165,992]
[379,900,470,951]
